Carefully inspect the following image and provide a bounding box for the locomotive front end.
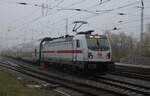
[86,35,111,61]
[85,35,112,73]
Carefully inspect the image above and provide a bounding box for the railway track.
[92,76,150,96]
[109,70,150,81]
[0,58,150,96]
[0,60,116,96]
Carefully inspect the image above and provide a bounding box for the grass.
[0,69,61,96]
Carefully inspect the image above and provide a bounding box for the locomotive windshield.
[86,35,110,51]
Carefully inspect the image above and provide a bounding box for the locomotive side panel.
[43,40,75,64]
[42,36,87,65]
[72,35,87,62]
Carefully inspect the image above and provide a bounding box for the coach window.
[76,40,80,48]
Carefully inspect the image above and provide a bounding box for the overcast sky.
[0,0,150,49]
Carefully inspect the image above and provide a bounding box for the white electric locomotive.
[41,31,112,72]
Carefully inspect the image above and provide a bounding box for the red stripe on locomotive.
[42,50,82,53]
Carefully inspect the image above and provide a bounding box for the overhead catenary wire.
[90,6,150,31]
[82,1,145,20]
[43,0,147,33]
[7,1,63,30]
[94,16,150,32]
[64,0,150,21]
[11,0,112,33]
[12,0,110,26]
[4,0,150,41]
[40,0,147,27]
[8,0,44,25]
[22,1,142,36]
[4,0,150,28]
[5,0,50,43]
[8,0,88,31]
[60,0,150,30]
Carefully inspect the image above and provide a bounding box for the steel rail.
[92,76,150,96]
[109,71,150,81]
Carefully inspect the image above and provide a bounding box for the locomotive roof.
[49,36,74,43]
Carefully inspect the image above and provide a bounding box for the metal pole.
[140,0,144,54]
[24,30,26,44]
[1,28,3,50]
[31,29,34,41]
[65,18,68,35]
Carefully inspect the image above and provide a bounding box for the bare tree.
[105,31,137,61]
[143,24,150,57]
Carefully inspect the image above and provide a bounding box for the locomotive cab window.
[86,35,110,51]
[76,40,80,48]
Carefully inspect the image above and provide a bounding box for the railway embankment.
[0,69,60,96]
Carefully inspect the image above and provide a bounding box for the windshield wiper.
[96,39,100,47]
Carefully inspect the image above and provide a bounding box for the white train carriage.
[18,40,41,62]
[42,32,112,71]
[16,38,52,62]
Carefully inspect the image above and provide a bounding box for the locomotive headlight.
[89,36,94,38]
[88,52,93,59]
[94,36,101,39]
